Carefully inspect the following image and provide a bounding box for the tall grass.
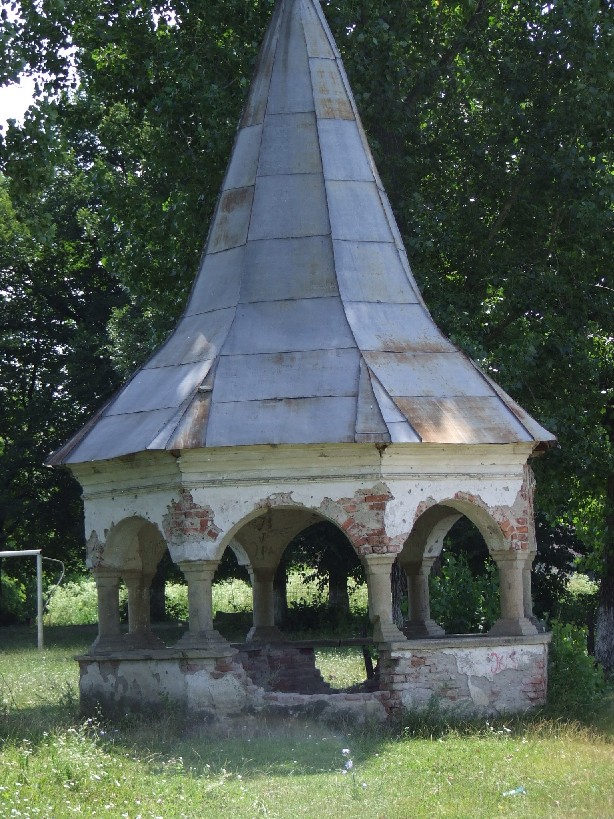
[1,625,613,818]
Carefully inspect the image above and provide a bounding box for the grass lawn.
[1,625,613,818]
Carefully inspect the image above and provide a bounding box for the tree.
[1,0,613,665]
[0,166,123,578]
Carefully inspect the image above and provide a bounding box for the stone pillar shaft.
[363,554,406,643]
[93,568,121,639]
[251,567,276,629]
[489,552,538,637]
[124,571,153,634]
[122,570,165,649]
[89,567,124,653]
[246,566,285,642]
[402,558,445,638]
[174,560,231,650]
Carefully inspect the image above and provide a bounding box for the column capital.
[91,566,121,582]
[178,559,219,580]
[491,549,534,565]
[363,552,398,573]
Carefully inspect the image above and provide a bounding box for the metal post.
[0,549,44,649]
[36,552,43,650]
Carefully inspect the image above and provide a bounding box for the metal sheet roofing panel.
[355,359,389,435]
[327,181,394,242]
[364,351,494,398]
[152,393,210,450]
[248,174,329,240]
[241,236,337,302]
[371,378,413,424]
[388,421,423,443]
[267,0,314,115]
[346,303,454,354]
[300,0,336,59]
[145,309,235,368]
[206,396,356,446]
[207,186,254,253]
[223,125,263,190]
[394,397,533,444]
[258,112,322,177]
[65,407,180,463]
[318,119,374,182]
[185,246,244,315]
[310,57,354,120]
[333,240,420,304]
[213,348,360,403]
[107,360,212,416]
[222,297,355,355]
[241,0,282,127]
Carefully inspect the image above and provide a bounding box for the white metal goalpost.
[0,550,44,648]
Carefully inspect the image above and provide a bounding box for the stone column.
[175,560,230,649]
[522,555,545,632]
[363,554,406,643]
[489,552,538,637]
[402,557,445,638]
[123,570,165,649]
[246,566,285,643]
[89,567,125,653]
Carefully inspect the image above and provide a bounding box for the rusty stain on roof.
[48,0,555,466]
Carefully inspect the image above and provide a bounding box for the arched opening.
[90,516,168,651]
[219,506,376,692]
[428,516,500,634]
[211,542,252,642]
[399,500,539,638]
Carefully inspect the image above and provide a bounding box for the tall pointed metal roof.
[50,0,554,465]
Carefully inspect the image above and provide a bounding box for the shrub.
[0,575,27,625]
[164,582,188,622]
[554,574,599,633]
[44,577,99,625]
[429,552,499,634]
[547,620,606,715]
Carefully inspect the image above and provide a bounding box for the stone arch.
[398,499,538,639]
[89,516,168,652]
[102,516,168,574]
[400,499,506,567]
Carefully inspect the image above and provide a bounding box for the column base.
[246,625,286,643]
[373,618,407,644]
[174,629,231,651]
[529,615,547,633]
[403,619,446,639]
[123,630,167,650]
[488,617,538,637]
[89,635,128,654]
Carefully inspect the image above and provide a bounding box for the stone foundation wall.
[236,645,333,694]
[380,635,549,716]
[78,635,550,723]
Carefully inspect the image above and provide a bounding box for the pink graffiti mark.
[488,650,518,674]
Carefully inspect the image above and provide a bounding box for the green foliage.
[44,578,127,626]
[554,574,599,633]
[162,581,188,622]
[547,620,606,715]
[0,0,613,644]
[429,553,500,634]
[0,574,26,625]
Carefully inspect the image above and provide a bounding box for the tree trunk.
[328,566,350,621]
[149,569,166,623]
[595,472,614,675]
[273,560,288,627]
[391,559,406,627]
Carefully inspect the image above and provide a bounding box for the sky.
[0,76,36,128]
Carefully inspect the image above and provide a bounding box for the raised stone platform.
[77,633,550,722]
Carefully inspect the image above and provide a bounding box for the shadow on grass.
[1,623,613,782]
